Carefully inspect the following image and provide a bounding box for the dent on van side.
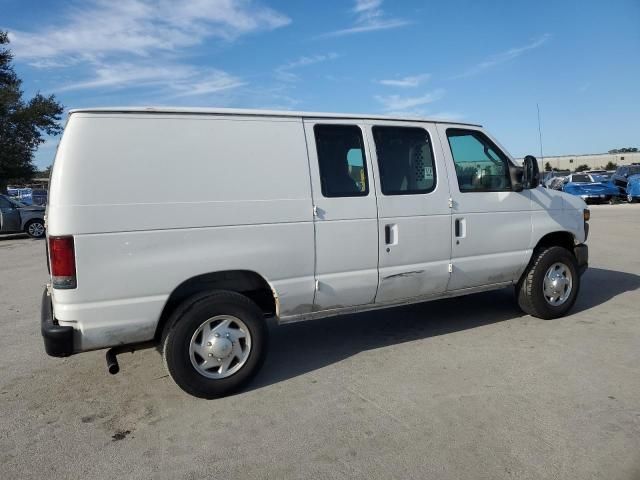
[41,107,589,399]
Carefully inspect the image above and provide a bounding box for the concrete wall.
[533,152,640,171]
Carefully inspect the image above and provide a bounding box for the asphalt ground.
[1,204,639,479]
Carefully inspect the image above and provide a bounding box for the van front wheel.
[162,291,268,399]
[516,246,580,319]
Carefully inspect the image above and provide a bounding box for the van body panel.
[49,113,317,347]
[48,115,312,235]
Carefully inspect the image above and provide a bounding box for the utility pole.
[536,103,544,168]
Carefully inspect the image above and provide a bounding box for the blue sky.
[2,0,639,168]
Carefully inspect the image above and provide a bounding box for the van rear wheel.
[516,246,580,319]
[162,291,267,399]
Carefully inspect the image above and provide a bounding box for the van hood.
[558,190,588,211]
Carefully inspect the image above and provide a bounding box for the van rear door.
[303,120,379,310]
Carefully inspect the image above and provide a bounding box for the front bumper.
[574,244,588,276]
[41,287,74,357]
[579,194,608,201]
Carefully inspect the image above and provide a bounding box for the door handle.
[385,224,398,245]
[455,218,466,238]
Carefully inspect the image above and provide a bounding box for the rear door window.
[314,125,369,198]
[372,126,436,195]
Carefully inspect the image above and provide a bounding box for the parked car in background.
[6,187,48,206]
[626,174,640,203]
[31,189,48,206]
[561,173,620,204]
[542,170,570,188]
[547,176,566,190]
[0,194,46,238]
[612,164,640,192]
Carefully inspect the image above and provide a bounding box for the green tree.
[574,164,590,172]
[604,161,617,170]
[544,161,552,172]
[0,31,63,193]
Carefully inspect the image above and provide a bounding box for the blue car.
[626,174,640,203]
[561,173,621,204]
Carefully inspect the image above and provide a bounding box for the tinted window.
[571,174,591,183]
[446,129,512,192]
[0,196,13,208]
[314,125,368,197]
[372,126,436,195]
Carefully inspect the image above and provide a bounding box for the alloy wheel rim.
[543,262,573,306]
[28,222,44,237]
[189,315,251,379]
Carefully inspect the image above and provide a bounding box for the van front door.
[366,122,452,303]
[0,196,21,232]
[303,120,379,310]
[437,126,531,291]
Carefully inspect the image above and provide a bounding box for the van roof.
[68,107,482,127]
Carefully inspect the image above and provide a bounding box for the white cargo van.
[42,107,589,398]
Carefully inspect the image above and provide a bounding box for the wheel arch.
[533,231,576,254]
[155,270,279,340]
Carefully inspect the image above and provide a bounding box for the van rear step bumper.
[41,288,74,357]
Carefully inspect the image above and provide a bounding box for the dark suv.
[612,164,640,191]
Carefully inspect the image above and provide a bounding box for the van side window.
[446,129,512,192]
[372,126,436,195]
[314,125,368,197]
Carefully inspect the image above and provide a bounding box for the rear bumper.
[574,244,588,276]
[41,287,74,357]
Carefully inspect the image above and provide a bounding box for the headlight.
[583,209,590,221]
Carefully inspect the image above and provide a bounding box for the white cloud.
[353,0,383,13]
[454,34,551,78]
[7,0,289,98]
[8,0,290,62]
[319,0,409,38]
[377,73,431,88]
[274,53,339,82]
[58,62,245,97]
[375,89,445,111]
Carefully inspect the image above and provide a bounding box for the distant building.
[520,151,640,171]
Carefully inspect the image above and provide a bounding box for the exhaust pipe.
[106,348,119,374]
[104,341,156,375]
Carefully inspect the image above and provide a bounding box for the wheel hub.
[543,262,573,306]
[207,335,233,359]
[189,315,252,379]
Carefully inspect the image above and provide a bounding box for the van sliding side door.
[365,121,452,303]
[303,119,379,310]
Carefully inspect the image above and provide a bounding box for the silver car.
[0,194,46,238]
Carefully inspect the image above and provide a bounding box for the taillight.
[49,236,77,289]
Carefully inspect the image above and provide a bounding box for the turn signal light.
[583,209,590,222]
[49,236,77,289]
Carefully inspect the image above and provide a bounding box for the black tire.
[24,219,45,238]
[162,290,268,399]
[516,246,580,319]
